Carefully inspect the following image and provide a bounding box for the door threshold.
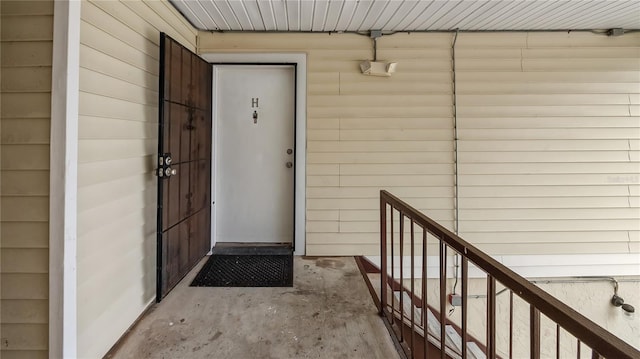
[212,243,292,256]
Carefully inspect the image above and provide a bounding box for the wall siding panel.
[0,1,52,358]
[199,31,639,258]
[76,1,196,358]
[200,32,456,256]
[457,32,640,255]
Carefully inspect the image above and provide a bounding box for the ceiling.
[170,0,640,32]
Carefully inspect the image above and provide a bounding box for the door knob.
[286,162,293,168]
[165,167,177,177]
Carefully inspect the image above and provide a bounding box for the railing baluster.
[577,339,581,359]
[556,324,560,359]
[462,256,469,359]
[487,276,496,359]
[410,220,415,358]
[422,228,428,359]
[531,306,540,359]
[400,212,404,343]
[510,291,514,359]
[380,200,387,316]
[439,240,446,359]
[390,206,394,326]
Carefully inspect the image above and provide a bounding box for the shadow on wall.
[143,179,159,301]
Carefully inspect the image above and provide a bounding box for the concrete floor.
[109,256,400,359]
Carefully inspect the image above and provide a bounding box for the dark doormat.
[190,249,293,287]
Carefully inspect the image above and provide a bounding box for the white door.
[214,65,295,244]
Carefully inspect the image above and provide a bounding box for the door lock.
[156,153,175,179]
[286,148,293,155]
[286,162,293,168]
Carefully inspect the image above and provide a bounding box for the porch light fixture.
[360,30,397,77]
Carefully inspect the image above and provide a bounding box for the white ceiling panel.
[312,0,330,31]
[300,0,315,31]
[346,0,373,31]
[214,1,242,29]
[171,0,640,32]
[435,1,491,30]
[334,0,358,30]
[473,1,530,30]
[227,1,254,30]
[243,1,266,30]
[171,0,207,29]
[370,1,403,30]
[286,0,300,30]
[387,1,423,31]
[499,1,556,29]
[453,1,504,30]
[270,0,288,29]
[423,1,465,30]
[358,0,390,31]
[324,0,345,31]
[257,0,277,30]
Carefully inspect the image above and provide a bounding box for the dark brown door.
[156,33,212,301]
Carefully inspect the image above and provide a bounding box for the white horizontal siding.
[0,0,53,357]
[76,1,196,358]
[457,32,640,255]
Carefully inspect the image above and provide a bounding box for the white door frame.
[50,1,81,357]
[202,53,307,256]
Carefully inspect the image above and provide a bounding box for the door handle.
[165,167,177,177]
[158,167,177,177]
[286,162,293,168]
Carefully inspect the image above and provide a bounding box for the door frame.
[50,1,81,357]
[202,53,307,256]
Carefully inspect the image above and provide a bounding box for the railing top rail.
[380,190,640,359]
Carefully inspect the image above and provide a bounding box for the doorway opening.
[205,54,307,256]
[213,65,295,250]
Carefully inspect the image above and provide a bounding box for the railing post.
[422,228,428,359]
[410,220,415,358]
[577,340,581,358]
[531,306,540,359]
[462,256,468,359]
[399,212,405,343]
[556,324,560,359]
[487,277,496,359]
[439,241,446,359]
[511,292,515,359]
[390,204,395,326]
[380,192,387,316]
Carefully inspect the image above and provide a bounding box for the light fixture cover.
[360,60,397,77]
